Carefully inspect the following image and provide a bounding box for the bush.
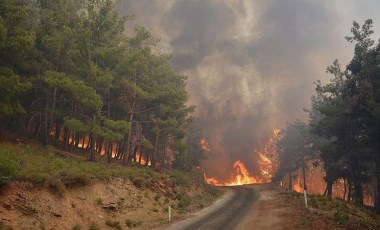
[334,210,349,223]
[88,222,99,230]
[171,170,191,186]
[177,196,190,209]
[72,224,81,230]
[125,219,142,228]
[0,176,11,189]
[95,198,103,206]
[0,223,13,230]
[0,150,17,188]
[105,220,121,230]
[154,193,161,201]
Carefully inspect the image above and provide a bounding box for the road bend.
[161,185,259,230]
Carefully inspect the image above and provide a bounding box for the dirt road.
[158,184,301,230]
[157,183,380,230]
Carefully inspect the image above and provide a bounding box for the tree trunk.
[288,167,293,190]
[302,161,308,191]
[107,141,111,164]
[44,87,57,147]
[326,180,333,197]
[151,131,159,168]
[89,132,96,161]
[138,150,142,164]
[161,134,168,169]
[352,161,363,205]
[145,150,151,166]
[123,72,137,166]
[70,132,75,153]
[375,149,380,213]
[302,160,308,207]
[55,122,61,140]
[75,133,80,148]
[343,178,347,201]
[63,127,69,150]
[348,179,353,202]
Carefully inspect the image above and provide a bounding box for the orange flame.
[293,180,303,193]
[200,138,210,152]
[204,160,264,186]
[256,128,282,180]
[133,152,151,166]
[204,128,282,186]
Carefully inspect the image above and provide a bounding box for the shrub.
[154,193,161,201]
[0,151,17,189]
[171,170,190,186]
[125,219,142,228]
[334,210,349,223]
[95,198,103,206]
[177,196,190,209]
[72,224,81,230]
[105,220,121,230]
[88,222,99,230]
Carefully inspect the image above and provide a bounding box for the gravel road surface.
[157,185,259,230]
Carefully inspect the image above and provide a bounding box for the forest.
[0,0,203,171]
[275,19,380,213]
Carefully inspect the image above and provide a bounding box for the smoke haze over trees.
[116,0,380,179]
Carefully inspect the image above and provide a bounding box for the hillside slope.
[0,143,221,230]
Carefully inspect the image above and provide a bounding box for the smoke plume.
[117,0,380,179]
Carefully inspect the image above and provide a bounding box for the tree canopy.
[0,0,203,171]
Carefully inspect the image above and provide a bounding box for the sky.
[116,0,380,180]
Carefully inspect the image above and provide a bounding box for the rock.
[3,203,12,210]
[53,212,62,217]
[102,203,117,211]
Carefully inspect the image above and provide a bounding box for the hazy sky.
[117,0,380,179]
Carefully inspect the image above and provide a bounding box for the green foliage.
[0,0,197,182]
[0,67,31,115]
[177,195,190,209]
[307,19,380,208]
[88,222,99,230]
[0,149,17,188]
[72,224,81,230]
[0,143,163,183]
[171,170,191,186]
[333,210,349,223]
[43,71,102,113]
[95,198,103,206]
[64,118,88,134]
[105,220,121,230]
[125,219,142,228]
[0,223,13,230]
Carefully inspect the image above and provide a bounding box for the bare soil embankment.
[0,178,221,230]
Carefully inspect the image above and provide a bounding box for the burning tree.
[204,128,282,186]
[256,128,282,180]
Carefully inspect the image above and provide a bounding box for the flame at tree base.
[204,160,268,186]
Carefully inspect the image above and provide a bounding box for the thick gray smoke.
[117,0,380,179]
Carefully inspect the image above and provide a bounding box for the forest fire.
[133,152,151,166]
[204,160,264,186]
[204,128,282,186]
[257,128,282,180]
[200,138,210,152]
